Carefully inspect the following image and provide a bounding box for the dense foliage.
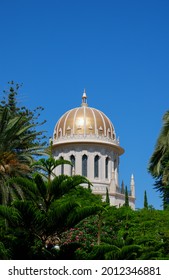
[0,83,169,259]
[148,111,169,208]
[61,206,169,260]
[0,82,47,204]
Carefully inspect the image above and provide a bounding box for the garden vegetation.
[0,82,169,260]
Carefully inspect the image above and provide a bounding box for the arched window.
[94,155,99,178]
[82,154,88,177]
[60,156,64,175]
[105,157,109,179]
[70,155,75,175]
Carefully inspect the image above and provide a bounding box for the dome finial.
[81,89,88,107]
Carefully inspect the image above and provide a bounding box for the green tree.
[124,186,129,207]
[32,157,72,183]
[1,81,46,130]
[144,190,148,209]
[0,166,102,259]
[148,111,169,208]
[0,83,47,204]
[61,204,169,260]
[121,180,125,194]
[105,187,110,204]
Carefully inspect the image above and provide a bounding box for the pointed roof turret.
[81,89,88,107]
[130,174,135,197]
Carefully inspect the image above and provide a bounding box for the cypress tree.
[124,186,129,207]
[144,190,148,209]
[121,180,125,194]
[106,187,110,204]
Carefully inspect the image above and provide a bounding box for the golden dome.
[53,91,124,154]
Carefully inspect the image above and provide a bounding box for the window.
[94,155,99,178]
[82,154,88,177]
[70,155,75,175]
[105,157,109,179]
[60,156,64,175]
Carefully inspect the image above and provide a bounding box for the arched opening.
[70,155,75,176]
[105,157,109,179]
[82,154,88,177]
[94,155,99,178]
[60,156,64,175]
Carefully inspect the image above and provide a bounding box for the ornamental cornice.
[53,134,124,155]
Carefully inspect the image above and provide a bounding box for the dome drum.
[52,135,124,155]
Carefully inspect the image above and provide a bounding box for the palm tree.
[0,82,47,179]
[0,107,46,204]
[0,170,102,259]
[32,157,72,183]
[148,110,169,207]
[0,82,46,204]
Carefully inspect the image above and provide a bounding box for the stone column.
[88,153,94,180]
[75,152,82,175]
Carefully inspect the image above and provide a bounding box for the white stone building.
[52,91,135,209]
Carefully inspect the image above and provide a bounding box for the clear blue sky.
[0,0,169,209]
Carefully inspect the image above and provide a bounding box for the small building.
[52,90,135,209]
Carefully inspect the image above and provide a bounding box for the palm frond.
[13,200,46,231]
[48,199,79,227]
[89,244,120,260]
[50,174,91,199]
[0,205,21,226]
[34,174,47,200]
[66,204,102,227]
[0,242,10,260]
[8,177,38,202]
